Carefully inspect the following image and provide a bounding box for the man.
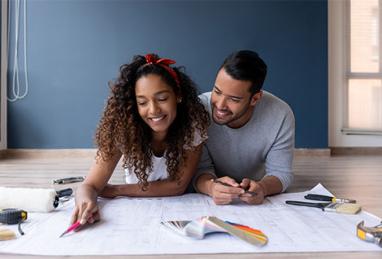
[194,50,295,205]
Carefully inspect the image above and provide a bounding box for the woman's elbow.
[170,180,190,196]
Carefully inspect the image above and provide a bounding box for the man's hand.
[208,176,244,205]
[239,178,266,204]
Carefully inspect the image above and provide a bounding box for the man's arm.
[193,145,244,204]
[240,107,295,204]
[192,145,217,191]
[258,175,283,196]
[264,108,295,192]
[239,175,283,204]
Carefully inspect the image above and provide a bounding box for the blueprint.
[0,184,381,255]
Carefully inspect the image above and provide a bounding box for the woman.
[71,54,209,225]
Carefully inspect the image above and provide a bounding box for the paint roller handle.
[56,188,73,198]
[53,188,73,208]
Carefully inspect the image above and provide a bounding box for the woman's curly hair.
[95,54,209,189]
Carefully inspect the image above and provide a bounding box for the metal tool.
[53,176,84,184]
[304,194,356,203]
[357,221,382,247]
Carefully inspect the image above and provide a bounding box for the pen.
[59,221,82,238]
[212,179,257,196]
[59,212,98,238]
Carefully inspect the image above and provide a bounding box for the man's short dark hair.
[220,50,267,94]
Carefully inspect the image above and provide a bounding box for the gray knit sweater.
[195,91,295,192]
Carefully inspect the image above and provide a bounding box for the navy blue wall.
[7,0,327,148]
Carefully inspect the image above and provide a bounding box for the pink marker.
[59,221,82,238]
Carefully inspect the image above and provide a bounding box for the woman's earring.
[177,98,182,103]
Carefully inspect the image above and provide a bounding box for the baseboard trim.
[330,147,382,155]
[0,148,333,159]
[9,148,382,158]
[0,149,7,159]
[0,148,97,159]
[294,148,330,156]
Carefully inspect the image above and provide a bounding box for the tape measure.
[0,209,27,236]
[0,209,27,224]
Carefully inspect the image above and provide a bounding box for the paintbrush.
[285,200,361,214]
[304,194,356,203]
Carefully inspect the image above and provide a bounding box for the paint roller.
[0,187,73,213]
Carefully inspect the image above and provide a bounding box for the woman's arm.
[83,151,123,193]
[71,151,122,224]
[100,145,203,198]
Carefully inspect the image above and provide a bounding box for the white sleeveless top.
[124,127,206,184]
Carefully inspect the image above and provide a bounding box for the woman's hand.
[70,185,100,225]
[69,152,122,225]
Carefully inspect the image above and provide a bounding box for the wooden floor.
[0,151,381,258]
